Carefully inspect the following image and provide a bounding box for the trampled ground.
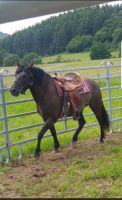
[0,132,122,198]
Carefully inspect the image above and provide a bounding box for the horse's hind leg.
[72,112,86,143]
[50,125,60,152]
[89,103,105,143]
[95,114,105,143]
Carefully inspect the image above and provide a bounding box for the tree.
[66,35,81,53]
[80,35,93,50]
[118,43,121,58]
[112,28,122,48]
[21,52,41,64]
[94,27,113,43]
[66,35,93,53]
[0,50,8,66]
[90,42,111,60]
[0,5,121,55]
[33,57,42,65]
[3,53,19,66]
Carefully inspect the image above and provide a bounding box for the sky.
[0,13,61,35]
[0,1,121,35]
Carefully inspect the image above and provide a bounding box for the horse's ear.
[16,63,23,74]
[17,63,21,68]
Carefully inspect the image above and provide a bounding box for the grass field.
[0,51,121,156]
[0,133,122,198]
[0,51,121,197]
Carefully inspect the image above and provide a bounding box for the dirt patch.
[0,132,121,197]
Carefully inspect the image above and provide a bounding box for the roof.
[0,1,115,24]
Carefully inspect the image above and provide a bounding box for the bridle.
[14,71,34,94]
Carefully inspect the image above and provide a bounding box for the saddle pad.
[54,78,90,96]
[75,81,90,94]
[54,78,63,96]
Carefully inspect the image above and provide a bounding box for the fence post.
[105,62,113,133]
[0,70,10,162]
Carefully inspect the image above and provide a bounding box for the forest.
[0,32,8,39]
[0,4,122,66]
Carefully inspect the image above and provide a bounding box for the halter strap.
[14,79,22,89]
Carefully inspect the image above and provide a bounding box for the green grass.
[0,133,122,197]
[0,50,121,161]
[0,51,121,197]
[42,51,120,67]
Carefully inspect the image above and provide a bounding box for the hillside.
[0,4,121,57]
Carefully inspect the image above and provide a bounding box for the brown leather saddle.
[55,72,83,91]
[54,72,84,120]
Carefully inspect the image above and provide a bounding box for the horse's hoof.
[72,141,77,148]
[53,149,60,153]
[99,139,104,144]
[34,151,40,158]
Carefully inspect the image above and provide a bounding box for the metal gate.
[0,62,121,162]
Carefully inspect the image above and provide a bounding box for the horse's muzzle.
[10,87,19,96]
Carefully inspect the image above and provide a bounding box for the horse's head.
[10,63,33,96]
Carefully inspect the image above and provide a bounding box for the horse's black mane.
[31,66,46,85]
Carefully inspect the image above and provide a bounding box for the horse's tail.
[101,102,110,132]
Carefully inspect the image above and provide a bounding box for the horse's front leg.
[50,124,60,153]
[35,119,53,158]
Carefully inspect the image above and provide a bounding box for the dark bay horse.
[10,63,109,157]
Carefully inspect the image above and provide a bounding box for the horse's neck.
[30,73,53,103]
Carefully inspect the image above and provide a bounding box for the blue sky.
[0,1,121,35]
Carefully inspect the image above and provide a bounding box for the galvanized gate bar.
[0,64,121,162]
[105,62,113,133]
[0,70,10,162]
